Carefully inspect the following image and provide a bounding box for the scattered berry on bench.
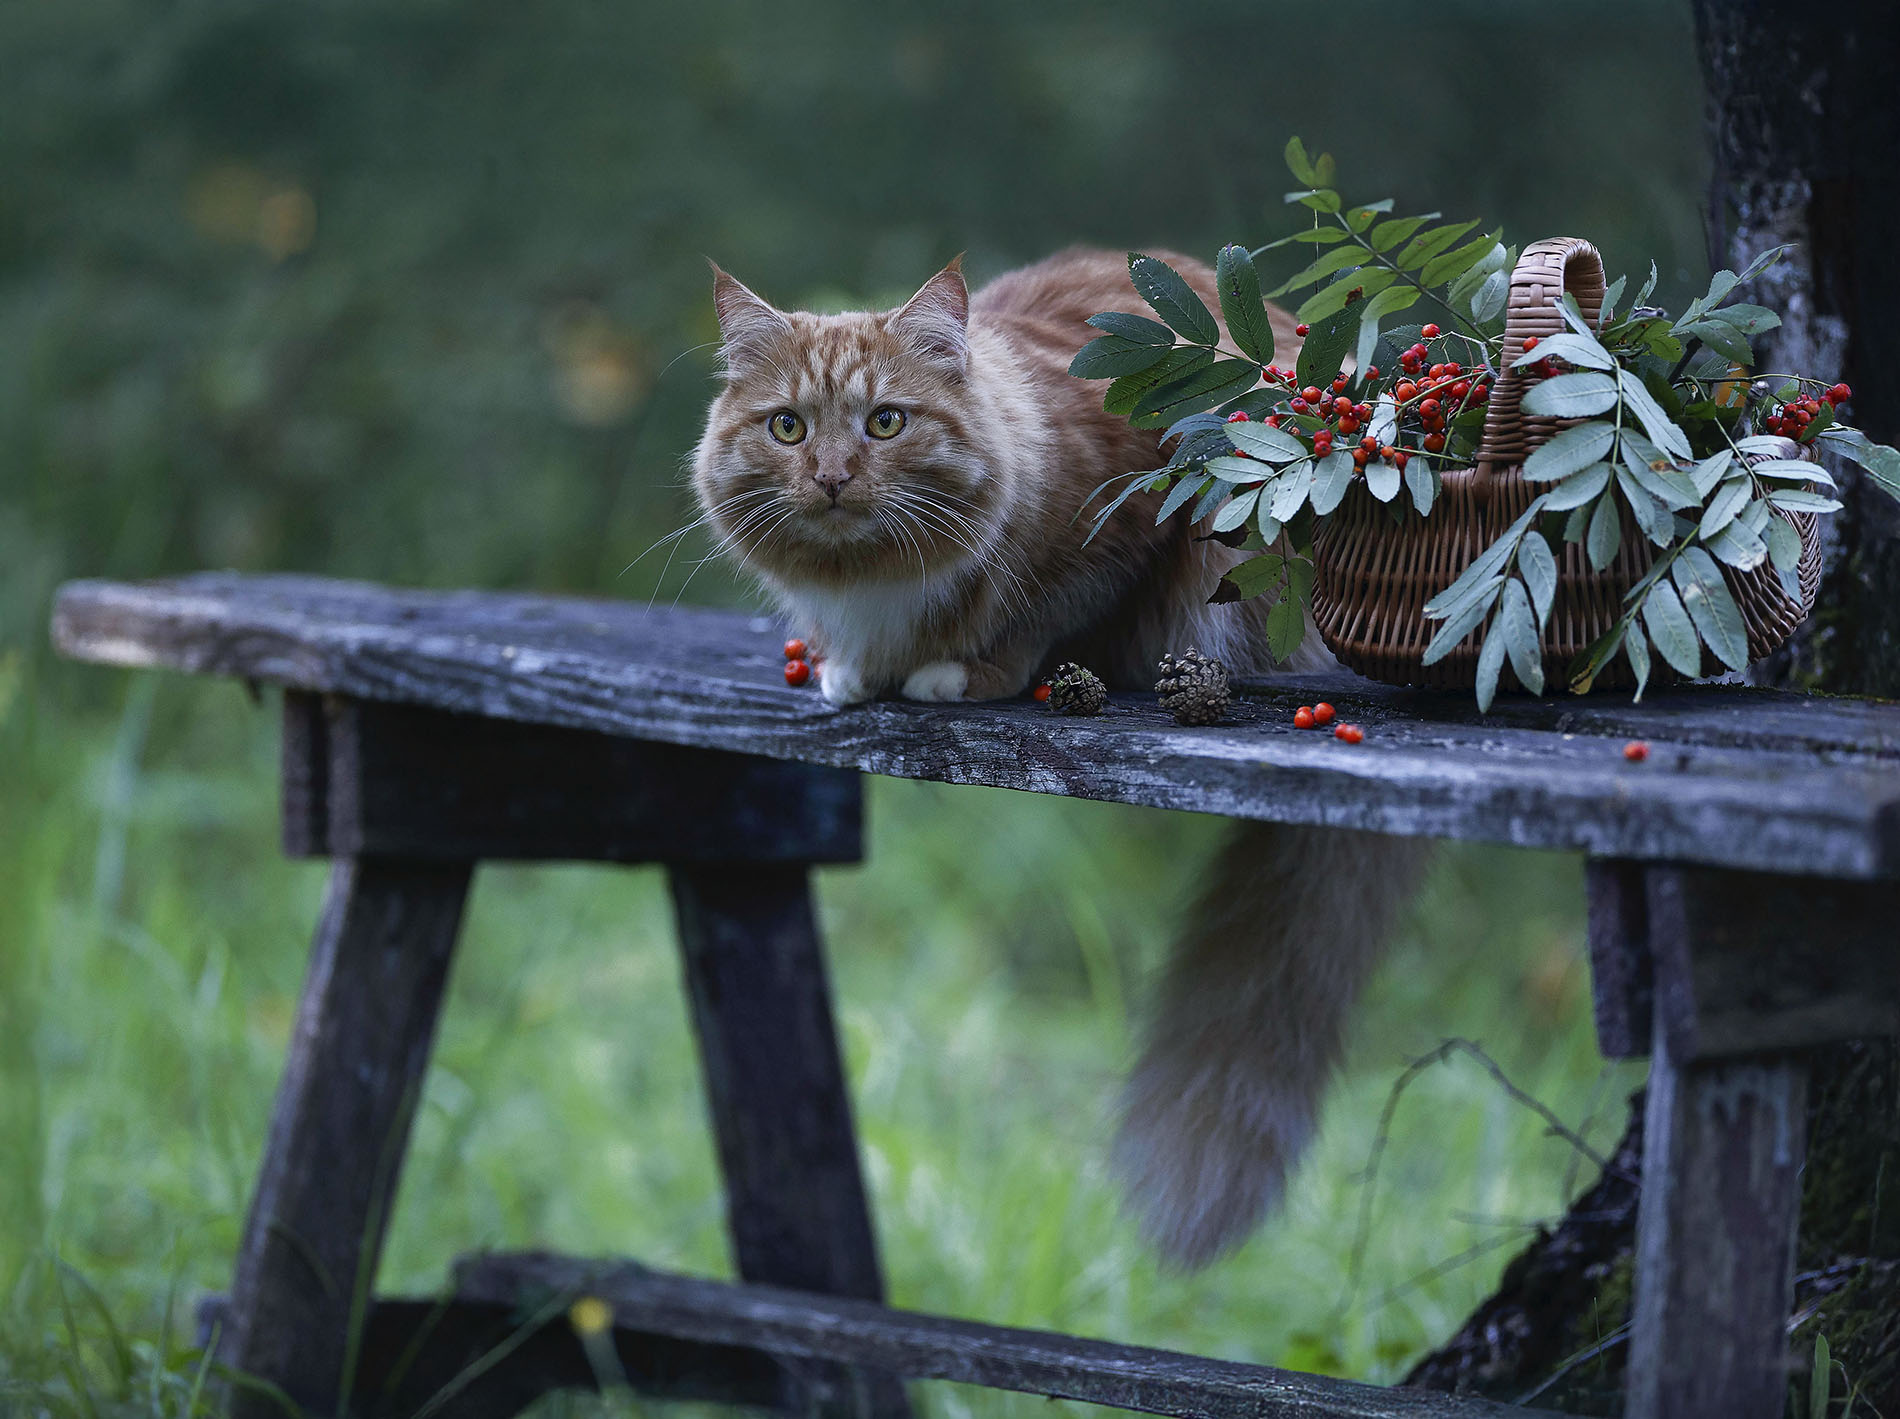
[1313,702,1336,726]
[784,659,811,687]
[1293,706,1314,729]
[1334,723,1364,743]
[1624,740,1649,762]
[784,637,808,661]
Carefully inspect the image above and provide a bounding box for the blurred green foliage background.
[1,2,1696,1412]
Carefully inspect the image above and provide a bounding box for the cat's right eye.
[766,410,807,445]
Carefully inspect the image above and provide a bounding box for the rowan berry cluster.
[1236,322,1497,473]
[1241,368,1375,459]
[784,637,815,687]
[1762,382,1851,439]
[1287,701,1363,740]
[1392,336,1491,458]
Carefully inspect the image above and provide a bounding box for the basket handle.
[1472,237,1608,492]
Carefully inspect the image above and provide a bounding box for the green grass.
[0,656,1640,1416]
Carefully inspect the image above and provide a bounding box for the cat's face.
[692,261,1001,586]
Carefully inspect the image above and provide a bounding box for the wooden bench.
[51,572,1900,1419]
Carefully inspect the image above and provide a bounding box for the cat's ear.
[891,256,969,374]
[709,261,792,377]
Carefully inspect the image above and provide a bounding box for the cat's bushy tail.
[1113,821,1433,1270]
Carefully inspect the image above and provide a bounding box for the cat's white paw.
[819,661,875,706]
[900,661,969,702]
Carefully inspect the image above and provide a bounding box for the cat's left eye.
[866,406,907,439]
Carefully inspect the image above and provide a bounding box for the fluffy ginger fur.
[692,248,1429,1267]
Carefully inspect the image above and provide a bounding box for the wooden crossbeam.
[1586,859,1900,1060]
[197,1293,787,1419]
[282,692,861,865]
[445,1251,1555,1418]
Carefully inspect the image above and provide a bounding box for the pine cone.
[1047,662,1106,716]
[1156,648,1230,726]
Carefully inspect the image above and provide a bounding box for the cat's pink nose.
[813,465,851,500]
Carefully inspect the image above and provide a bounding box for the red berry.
[1366,366,1380,379]
[1355,402,1372,420]
[1420,398,1441,417]
[1290,397,1309,414]
[1335,723,1364,743]
[1332,377,1349,393]
[1312,702,1336,726]
[1313,433,1333,453]
[1422,324,1441,338]
[1623,740,1649,762]
[1294,706,1315,729]
[1360,435,1380,451]
[1827,382,1852,404]
[1330,396,1350,415]
[1424,433,1447,453]
[784,659,812,687]
[1295,323,1310,336]
[1337,415,1360,435]
[1394,451,1409,470]
[1265,414,1283,428]
[784,638,808,661]
[1302,386,1323,404]
[1033,683,1052,703]
[1353,449,1370,467]
[1450,380,1470,400]
[1395,380,1418,401]
[1225,410,1251,423]
[1522,336,1540,351]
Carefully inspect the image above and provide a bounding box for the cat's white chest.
[780,578,944,673]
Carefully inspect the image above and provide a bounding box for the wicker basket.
[1310,237,1823,691]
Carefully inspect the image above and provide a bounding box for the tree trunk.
[1408,3,1900,1409]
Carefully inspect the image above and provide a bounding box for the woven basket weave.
[1310,237,1823,691]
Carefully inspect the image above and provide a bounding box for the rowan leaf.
[1216,245,1277,365]
[1523,422,1616,480]
[1522,372,1619,418]
[1128,253,1220,346]
[1640,580,1701,676]
[1499,578,1544,694]
[1673,545,1749,671]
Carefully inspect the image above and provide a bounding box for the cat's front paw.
[900,661,969,702]
[819,661,875,707]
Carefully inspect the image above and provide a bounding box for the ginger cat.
[693,249,1428,1268]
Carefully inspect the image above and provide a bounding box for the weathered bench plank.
[449,1251,1554,1419]
[51,575,1900,878]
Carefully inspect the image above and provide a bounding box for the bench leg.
[220,856,471,1418]
[670,862,909,1418]
[1625,1016,1808,1419]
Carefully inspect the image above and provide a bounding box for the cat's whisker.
[670,500,802,610]
[626,488,777,581]
[887,491,1034,620]
[641,490,781,612]
[886,495,1031,624]
[873,506,931,593]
